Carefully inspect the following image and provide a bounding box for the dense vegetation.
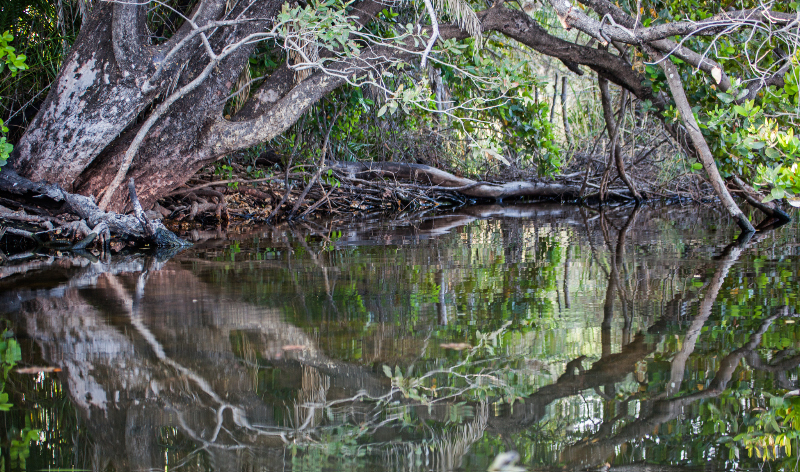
[0,0,797,244]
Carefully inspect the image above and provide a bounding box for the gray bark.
[561,75,572,147]
[598,77,640,201]
[11,0,228,190]
[645,45,754,233]
[328,160,581,200]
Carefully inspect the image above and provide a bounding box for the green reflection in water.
[0,204,798,472]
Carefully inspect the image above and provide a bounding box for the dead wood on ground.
[0,169,189,256]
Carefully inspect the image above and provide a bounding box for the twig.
[288,107,344,219]
[420,0,439,68]
[267,184,294,222]
[164,176,294,196]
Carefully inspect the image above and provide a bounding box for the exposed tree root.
[327,161,583,200]
[4,144,786,253]
[157,145,763,229]
[0,169,188,255]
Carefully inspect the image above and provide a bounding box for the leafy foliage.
[0,31,27,77]
[0,330,21,411]
[262,1,561,178]
[0,30,27,167]
[635,0,800,201]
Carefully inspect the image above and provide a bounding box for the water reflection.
[0,204,799,472]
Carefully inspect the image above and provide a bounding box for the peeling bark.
[10,0,228,190]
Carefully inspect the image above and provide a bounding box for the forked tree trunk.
[9,0,285,211]
[11,2,155,189]
[7,0,669,215]
[11,0,231,190]
[6,0,784,229]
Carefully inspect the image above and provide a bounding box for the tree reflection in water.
[0,204,798,472]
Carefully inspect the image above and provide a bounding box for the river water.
[0,203,798,472]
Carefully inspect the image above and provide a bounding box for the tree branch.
[556,0,734,91]
[111,0,151,76]
[644,44,754,233]
[230,0,396,121]
[599,77,640,200]
[480,5,659,103]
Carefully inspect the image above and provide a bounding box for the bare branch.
[643,44,754,233]
[480,5,659,102]
[551,0,737,91]
[420,0,440,68]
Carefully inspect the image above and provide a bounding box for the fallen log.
[727,174,792,227]
[326,161,582,201]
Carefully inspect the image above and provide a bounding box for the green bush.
[0,30,28,167]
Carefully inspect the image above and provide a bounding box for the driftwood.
[326,161,582,200]
[155,159,594,227]
[0,169,188,252]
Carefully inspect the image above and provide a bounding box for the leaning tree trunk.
[645,45,755,233]
[8,0,385,213]
[10,1,228,191]
[8,0,666,215]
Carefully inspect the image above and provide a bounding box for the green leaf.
[382,365,392,378]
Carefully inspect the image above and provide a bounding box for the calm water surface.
[0,204,799,472]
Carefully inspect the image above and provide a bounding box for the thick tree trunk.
[10,3,154,189]
[25,0,284,212]
[10,1,228,190]
[9,0,381,213]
